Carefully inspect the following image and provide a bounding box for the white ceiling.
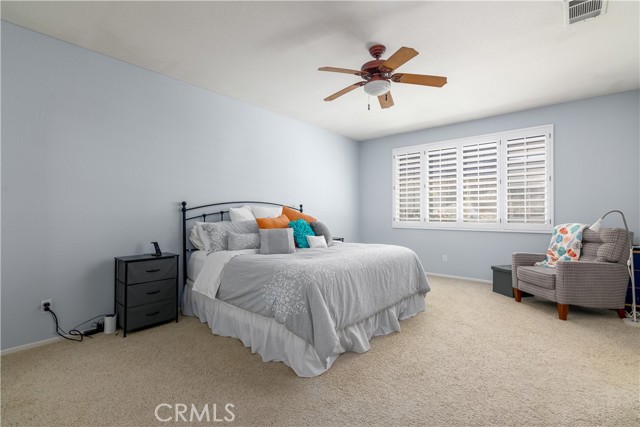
[2,1,639,141]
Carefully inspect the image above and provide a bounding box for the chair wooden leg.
[617,309,626,319]
[557,303,569,321]
[513,288,522,302]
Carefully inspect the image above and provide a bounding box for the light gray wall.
[359,90,640,281]
[1,23,359,350]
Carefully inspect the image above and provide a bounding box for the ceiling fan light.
[363,79,391,97]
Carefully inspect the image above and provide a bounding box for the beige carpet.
[2,276,639,426]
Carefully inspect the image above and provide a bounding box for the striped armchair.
[512,228,632,320]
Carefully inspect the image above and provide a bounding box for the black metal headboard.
[180,201,303,285]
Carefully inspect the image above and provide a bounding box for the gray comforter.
[216,243,430,366]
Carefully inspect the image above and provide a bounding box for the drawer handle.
[146,311,160,317]
[146,290,160,295]
[146,269,160,273]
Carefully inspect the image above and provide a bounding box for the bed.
[181,201,430,377]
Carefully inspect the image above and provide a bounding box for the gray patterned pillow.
[199,220,259,252]
[311,221,333,246]
[259,228,295,254]
[228,232,260,251]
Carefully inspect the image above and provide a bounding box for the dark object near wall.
[151,242,162,256]
[114,253,179,337]
[492,265,515,297]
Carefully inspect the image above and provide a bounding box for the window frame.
[391,124,554,233]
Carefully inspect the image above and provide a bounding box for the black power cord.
[72,313,111,333]
[44,303,84,342]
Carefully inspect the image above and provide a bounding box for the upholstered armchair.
[512,228,632,320]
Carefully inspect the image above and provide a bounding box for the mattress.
[186,250,207,282]
[183,242,429,376]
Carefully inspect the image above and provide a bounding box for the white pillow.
[251,205,283,219]
[229,205,255,222]
[189,225,206,250]
[191,222,215,250]
[307,235,328,248]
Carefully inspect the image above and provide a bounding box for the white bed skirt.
[182,281,426,377]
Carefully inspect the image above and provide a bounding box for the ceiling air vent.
[565,0,608,25]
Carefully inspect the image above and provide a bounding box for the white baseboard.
[426,271,491,284]
[1,336,61,356]
[1,325,102,356]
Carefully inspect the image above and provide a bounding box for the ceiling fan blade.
[392,73,447,87]
[323,82,365,101]
[318,67,366,76]
[381,47,418,71]
[378,92,394,109]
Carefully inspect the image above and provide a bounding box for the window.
[427,145,457,223]
[392,148,423,224]
[503,128,551,231]
[461,137,499,226]
[392,125,553,232]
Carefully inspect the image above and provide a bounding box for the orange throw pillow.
[256,214,291,229]
[282,206,317,223]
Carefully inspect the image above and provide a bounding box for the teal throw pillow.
[288,219,315,248]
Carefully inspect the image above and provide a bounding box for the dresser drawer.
[118,258,177,284]
[117,278,175,307]
[118,299,176,331]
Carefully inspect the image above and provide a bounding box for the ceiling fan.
[318,44,447,109]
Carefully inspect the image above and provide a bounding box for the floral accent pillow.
[536,223,588,268]
[288,219,315,248]
[228,232,260,251]
[198,220,259,252]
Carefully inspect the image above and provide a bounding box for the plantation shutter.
[462,140,499,224]
[393,149,422,223]
[504,127,551,229]
[392,124,552,232]
[427,146,457,223]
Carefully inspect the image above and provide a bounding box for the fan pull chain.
[367,95,370,111]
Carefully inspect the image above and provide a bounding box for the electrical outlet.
[442,255,448,263]
[40,299,52,313]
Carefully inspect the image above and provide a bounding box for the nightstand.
[114,253,179,337]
